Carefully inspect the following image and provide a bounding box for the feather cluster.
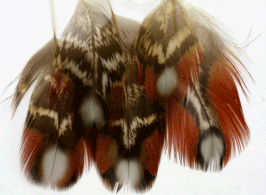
[12,0,250,192]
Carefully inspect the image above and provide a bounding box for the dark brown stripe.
[180,34,197,56]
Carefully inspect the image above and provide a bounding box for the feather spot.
[79,93,105,129]
[41,146,69,186]
[116,159,142,187]
[156,67,178,97]
[200,134,224,171]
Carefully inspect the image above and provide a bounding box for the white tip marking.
[116,159,142,187]
[156,67,178,96]
[79,93,104,128]
[201,135,224,171]
[41,146,69,186]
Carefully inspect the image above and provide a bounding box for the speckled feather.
[12,0,250,193]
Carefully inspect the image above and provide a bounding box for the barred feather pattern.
[134,0,250,171]
[12,0,250,192]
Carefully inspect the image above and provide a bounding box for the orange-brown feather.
[74,138,93,177]
[176,44,202,89]
[166,96,200,168]
[145,66,157,103]
[208,56,250,164]
[95,135,113,174]
[142,130,164,176]
[21,128,43,173]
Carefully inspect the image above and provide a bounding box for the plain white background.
[0,0,265,194]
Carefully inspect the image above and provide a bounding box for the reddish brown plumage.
[166,96,200,168]
[95,135,113,174]
[208,56,250,164]
[74,138,93,177]
[12,0,252,191]
[142,130,164,176]
[21,128,43,172]
[177,45,202,88]
[50,71,75,113]
[145,66,157,103]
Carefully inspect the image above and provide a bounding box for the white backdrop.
[0,0,265,194]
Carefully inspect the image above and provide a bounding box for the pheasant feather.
[12,0,250,192]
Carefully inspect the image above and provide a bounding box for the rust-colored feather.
[11,0,251,192]
[135,0,250,171]
[208,56,250,164]
[166,96,200,168]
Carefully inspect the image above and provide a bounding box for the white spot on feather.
[156,67,178,96]
[116,159,142,187]
[41,146,69,186]
[79,93,104,129]
[201,135,224,171]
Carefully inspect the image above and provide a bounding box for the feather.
[13,0,143,190]
[12,39,55,113]
[12,0,251,192]
[134,0,250,171]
